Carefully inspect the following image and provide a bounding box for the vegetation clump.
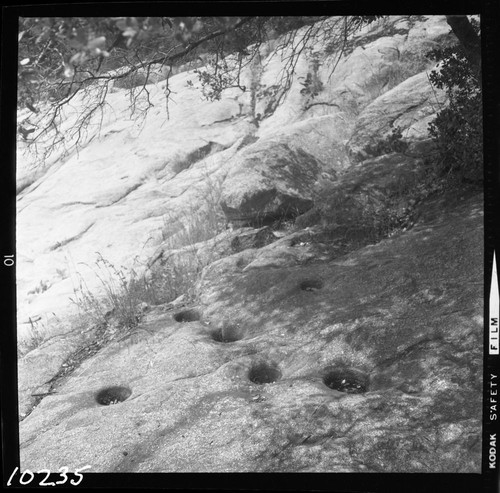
[426,18,482,186]
[364,127,409,158]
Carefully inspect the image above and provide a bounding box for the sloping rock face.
[346,71,448,162]
[220,141,324,226]
[16,15,483,474]
[16,15,453,344]
[19,192,482,472]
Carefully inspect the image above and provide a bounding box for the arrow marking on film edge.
[490,250,499,355]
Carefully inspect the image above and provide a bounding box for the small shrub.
[384,48,433,89]
[145,170,228,304]
[160,171,227,248]
[195,55,236,101]
[305,169,427,249]
[131,250,204,306]
[18,318,46,357]
[161,204,226,251]
[70,253,141,331]
[364,126,409,158]
[426,19,482,186]
[318,190,394,242]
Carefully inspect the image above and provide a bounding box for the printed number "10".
[3,255,14,267]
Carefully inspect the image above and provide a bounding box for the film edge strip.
[485,249,499,491]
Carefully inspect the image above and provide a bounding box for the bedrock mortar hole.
[323,367,369,394]
[173,309,201,323]
[211,325,243,343]
[95,386,132,405]
[300,279,324,291]
[248,362,282,385]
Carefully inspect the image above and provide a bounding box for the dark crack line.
[95,182,142,208]
[48,222,95,250]
[60,201,97,207]
[303,101,341,111]
[201,116,236,126]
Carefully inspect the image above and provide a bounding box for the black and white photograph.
[1,2,499,491]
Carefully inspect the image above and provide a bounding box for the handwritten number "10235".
[7,465,91,486]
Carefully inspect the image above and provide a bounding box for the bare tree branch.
[19,16,373,167]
